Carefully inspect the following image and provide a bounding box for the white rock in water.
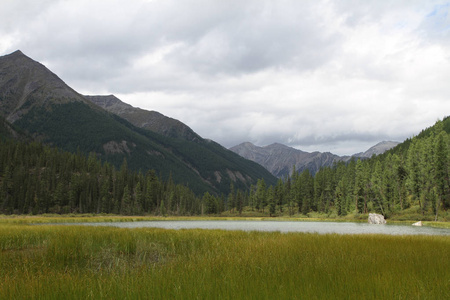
[412,221,423,226]
[368,213,386,224]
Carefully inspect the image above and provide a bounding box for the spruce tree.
[121,185,131,215]
[433,130,448,219]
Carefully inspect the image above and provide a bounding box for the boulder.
[412,221,423,226]
[368,213,386,224]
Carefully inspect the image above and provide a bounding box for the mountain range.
[0,50,277,194]
[230,141,399,178]
[0,49,401,192]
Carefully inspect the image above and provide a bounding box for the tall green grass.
[0,224,448,299]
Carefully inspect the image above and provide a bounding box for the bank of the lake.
[0,222,449,299]
[76,220,450,236]
[1,214,449,229]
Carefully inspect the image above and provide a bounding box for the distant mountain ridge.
[0,50,277,194]
[352,141,400,158]
[230,141,399,178]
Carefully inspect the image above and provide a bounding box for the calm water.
[72,220,450,236]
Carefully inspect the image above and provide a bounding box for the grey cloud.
[2,0,450,156]
[165,1,341,75]
[16,0,342,91]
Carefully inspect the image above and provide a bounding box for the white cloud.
[2,0,450,155]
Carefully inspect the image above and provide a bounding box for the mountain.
[85,95,200,141]
[230,143,340,177]
[0,50,96,122]
[85,94,278,186]
[0,50,276,194]
[230,141,399,178]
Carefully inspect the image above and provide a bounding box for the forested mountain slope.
[86,94,277,191]
[0,50,276,195]
[273,117,450,220]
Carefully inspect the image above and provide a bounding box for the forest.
[0,118,449,220]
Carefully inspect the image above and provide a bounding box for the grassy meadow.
[0,220,449,299]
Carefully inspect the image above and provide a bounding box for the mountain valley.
[0,50,276,195]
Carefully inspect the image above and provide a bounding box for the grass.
[0,222,449,299]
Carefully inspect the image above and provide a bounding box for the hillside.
[86,95,200,141]
[0,50,276,194]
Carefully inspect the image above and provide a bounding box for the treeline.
[0,140,204,215]
[1,118,449,219]
[237,119,449,220]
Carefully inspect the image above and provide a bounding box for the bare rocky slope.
[352,141,400,158]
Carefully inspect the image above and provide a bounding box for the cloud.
[2,0,450,155]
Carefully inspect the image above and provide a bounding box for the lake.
[70,220,450,236]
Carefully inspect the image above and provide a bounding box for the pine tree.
[353,159,365,214]
[133,182,143,215]
[203,192,217,214]
[392,154,408,210]
[267,186,276,217]
[275,178,284,213]
[159,198,166,216]
[335,179,344,216]
[145,170,159,213]
[433,130,448,219]
[236,190,244,215]
[121,185,131,215]
[256,179,266,213]
[228,182,236,212]
[406,139,422,211]
[371,161,386,215]
[299,170,313,215]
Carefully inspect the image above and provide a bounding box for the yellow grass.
[0,222,448,299]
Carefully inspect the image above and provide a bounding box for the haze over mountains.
[0,50,276,194]
[230,141,399,178]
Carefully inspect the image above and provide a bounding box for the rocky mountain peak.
[7,49,25,58]
[0,50,94,123]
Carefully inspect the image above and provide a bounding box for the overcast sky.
[1,0,450,155]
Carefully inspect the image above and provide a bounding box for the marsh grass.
[0,223,449,299]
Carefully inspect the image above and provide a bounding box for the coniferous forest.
[1,118,449,220]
